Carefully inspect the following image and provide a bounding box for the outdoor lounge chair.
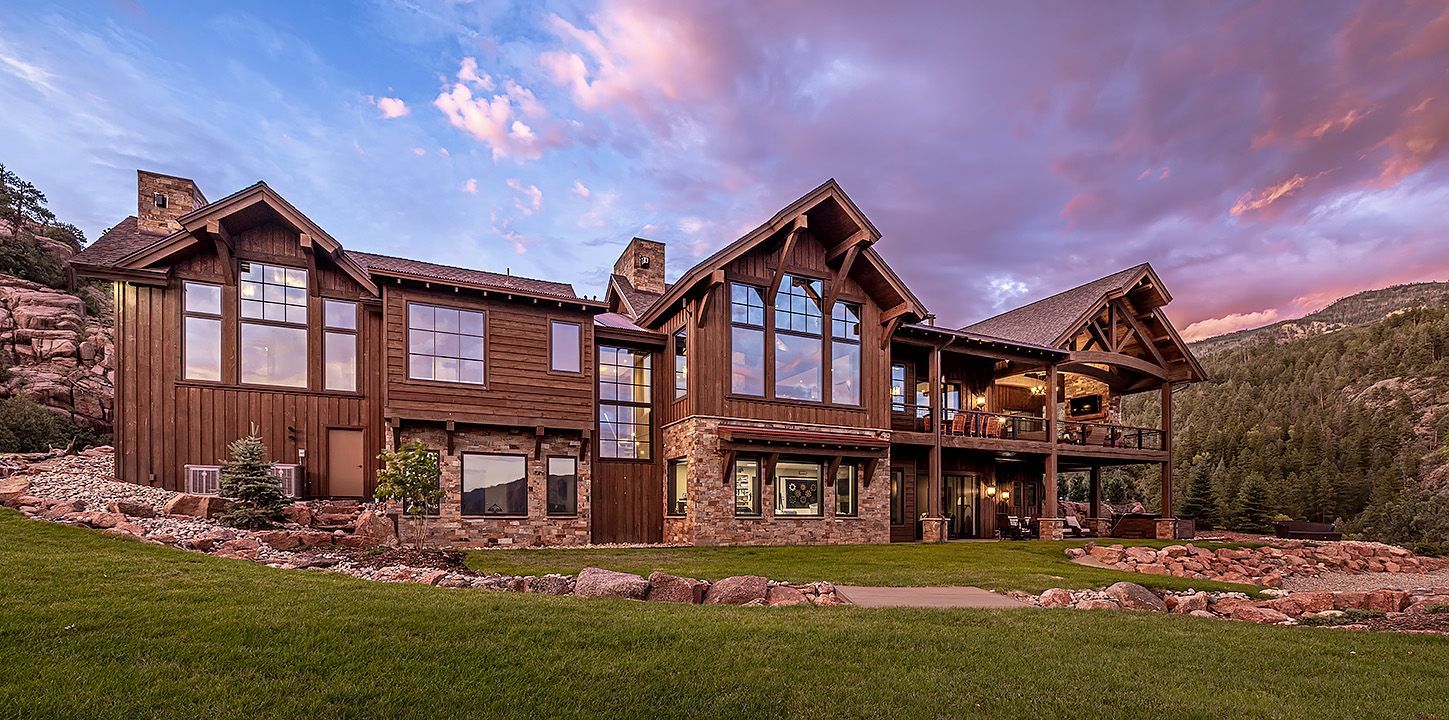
[999,514,1027,540]
[1064,515,1094,537]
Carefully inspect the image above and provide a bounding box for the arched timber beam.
[1065,350,1167,381]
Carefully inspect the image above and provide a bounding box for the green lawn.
[467,539,1260,593]
[4,510,1447,719]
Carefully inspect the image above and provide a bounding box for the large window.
[673,327,687,399]
[324,299,357,392]
[836,463,859,517]
[733,458,761,516]
[461,453,527,516]
[774,275,823,401]
[831,302,861,405]
[890,364,907,412]
[546,456,578,516]
[239,262,308,388]
[599,345,651,459]
[408,302,485,384]
[183,281,222,382]
[240,261,307,324]
[890,469,905,525]
[550,320,581,373]
[666,459,687,516]
[730,283,765,396]
[775,460,822,516]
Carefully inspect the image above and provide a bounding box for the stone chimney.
[613,237,666,294]
[137,170,207,235]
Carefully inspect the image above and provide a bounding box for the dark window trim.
[728,282,767,397]
[835,462,860,518]
[598,344,653,461]
[665,458,688,517]
[405,300,488,388]
[731,456,762,517]
[545,455,579,517]
[238,319,309,389]
[774,458,825,517]
[547,318,584,375]
[459,451,530,518]
[238,260,310,327]
[672,326,687,400]
[181,281,223,383]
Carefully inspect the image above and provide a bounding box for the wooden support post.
[1089,464,1102,520]
[924,343,944,542]
[1160,382,1174,521]
[1044,362,1060,521]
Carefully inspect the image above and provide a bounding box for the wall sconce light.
[973,395,987,408]
[986,484,997,497]
[1000,490,1011,502]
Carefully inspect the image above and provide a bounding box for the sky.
[1,0,1447,340]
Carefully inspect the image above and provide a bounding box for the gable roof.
[606,273,667,318]
[963,264,1151,347]
[352,251,584,302]
[636,178,927,327]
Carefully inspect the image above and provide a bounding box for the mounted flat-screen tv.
[1068,394,1101,418]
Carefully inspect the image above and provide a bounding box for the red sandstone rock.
[258,530,303,550]
[574,567,649,600]
[1333,592,1369,611]
[1290,592,1335,614]
[1260,598,1303,616]
[1076,599,1119,610]
[0,476,30,505]
[163,493,230,519]
[281,502,314,527]
[1231,605,1293,624]
[106,500,156,518]
[1104,582,1168,612]
[766,585,809,607]
[350,511,398,547]
[1172,592,1210,614]
[646,572,707,603]
[704,575,769,605]
[1039,588,1074,608]
[1364,589,1409,613]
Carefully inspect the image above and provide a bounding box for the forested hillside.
[1121,295,1449,550]
[1191,282,1449,355]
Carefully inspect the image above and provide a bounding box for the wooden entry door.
[327,429,366,497]
[592,460,662,544]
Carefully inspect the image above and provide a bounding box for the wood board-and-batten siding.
[114,224,384,495]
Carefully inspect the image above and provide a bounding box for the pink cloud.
[432,58,562,161]
[1181,309,1281,342]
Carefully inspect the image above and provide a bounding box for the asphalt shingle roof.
[961,264,1147,347]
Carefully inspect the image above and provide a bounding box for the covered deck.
[886,264,1206,542]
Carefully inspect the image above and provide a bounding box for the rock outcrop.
[1070,541,1449,587]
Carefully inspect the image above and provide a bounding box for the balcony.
[890,405,1164,457]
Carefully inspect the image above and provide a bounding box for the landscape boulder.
[1104,582,1168,612]
[106,500,156,518]
[1076,599,1119,610]
[574,567,649,600]
[524,575,572,595]
[350,511,398,547]
[1172,592,1210,615]
[1039,588,1074,608]
[766,585,809,607]
[163,493,231,519]
[1363,589,1409,613]
[1405,596,1449,614]
[282,502,314,527]
[704,575,769,605]
[1290,591,1336,614]
[258,530,304,551]
[1230,605,1293,624]
[0,477,30,505]
[646,571,707,603]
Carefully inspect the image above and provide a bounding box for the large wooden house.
[73,171,1205,546]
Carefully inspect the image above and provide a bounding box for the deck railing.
[891,405,1163,451]
[1058,420,1164,451]
[942,409,1047,441]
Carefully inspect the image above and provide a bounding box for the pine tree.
[217,430,285,529]
[1229,473,1274,533]
[1180,460,1218,529]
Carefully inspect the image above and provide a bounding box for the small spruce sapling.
[374,440,443,549]
[217,427,286,529]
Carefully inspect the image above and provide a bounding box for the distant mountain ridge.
[1191,281,1449,356]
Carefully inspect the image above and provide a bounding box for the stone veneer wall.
[396,424,590,547]
[662,417,890,546]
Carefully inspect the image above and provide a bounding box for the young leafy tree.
[217,429,286,529]
[1229,473,1275,533]
[374,439,443,549]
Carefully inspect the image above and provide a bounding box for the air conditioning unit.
[272,464,304,497]
[184,465,222,495]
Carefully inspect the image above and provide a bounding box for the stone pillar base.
[920,517,946,543]
[1038,518,1066,541]
[1089,517,1113,536]
[1155,517,1178,540]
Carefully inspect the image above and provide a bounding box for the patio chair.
[999,514,1027,540]
[950,412,968,436]
[1063,515,1094,538]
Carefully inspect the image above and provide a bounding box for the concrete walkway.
[836,585,1030,609]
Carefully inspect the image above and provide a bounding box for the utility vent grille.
[272,464,303,497]
[183,465,221,495]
